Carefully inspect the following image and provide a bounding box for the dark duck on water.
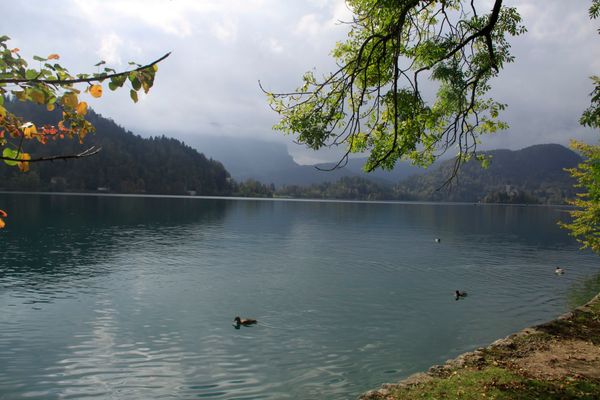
[455,290,468,300]
[233,316,257,328]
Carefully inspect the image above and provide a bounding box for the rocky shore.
[360,293,600,399]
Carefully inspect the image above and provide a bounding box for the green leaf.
[2,148,19,166]
[130,89,138,103]
[94,60,106,67]
[32,55,46,62]
[25,69,38,79]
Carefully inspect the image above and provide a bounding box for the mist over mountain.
[187,135,426,186]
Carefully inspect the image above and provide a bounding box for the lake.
[0,193,598,399]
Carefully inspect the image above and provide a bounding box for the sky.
[2,0,599,164]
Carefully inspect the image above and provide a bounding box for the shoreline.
[0,190,574,208]
[360,293,600,399]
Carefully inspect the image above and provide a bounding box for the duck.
[555,267,565,275]
[233,316,257,327]
[455,290,468,300]
[434,238,441,243]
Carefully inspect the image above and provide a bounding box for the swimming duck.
[455,290,468,300]
[555,267,565,275]
[434,238,441,243]
[233,316,257,327]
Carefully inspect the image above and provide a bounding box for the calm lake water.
[0,193,598,399]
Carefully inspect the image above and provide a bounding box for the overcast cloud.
[2,1,598,164]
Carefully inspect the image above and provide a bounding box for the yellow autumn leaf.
[0,104,6,121]
[89,84,103,98]
[18,153,30,172]
[62,92,78,108]
[47,53,60,60]
[76,101,88,116]
[79,127,89,143]
[20,122,37,138]
[0,208,6,229]
[47,103,55,111]
[30,90,45,104]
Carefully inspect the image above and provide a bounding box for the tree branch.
[0,146,101,163]
[0,53,171,85]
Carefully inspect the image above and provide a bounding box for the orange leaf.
[0,209,7,228]
[18,153,30,172]
[76,101,88,116]
[11,48,19,53]
[47,53,60,60]
[89,84,103,98]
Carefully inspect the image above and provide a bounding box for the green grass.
[388,367,600,400]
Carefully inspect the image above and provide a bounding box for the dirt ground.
[514,339,600,380]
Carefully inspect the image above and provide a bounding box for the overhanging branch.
[0,146,101,163]
[0,52,171,85]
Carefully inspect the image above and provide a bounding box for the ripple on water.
[1,197,599,399]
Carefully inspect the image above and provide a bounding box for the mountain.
[396,144,582,204]
[2,99,582,203]
[188,135,426,186]
[1,99,232,195]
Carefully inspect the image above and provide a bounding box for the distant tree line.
[0,99,274,198]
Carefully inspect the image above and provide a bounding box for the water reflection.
[1,193,230,295]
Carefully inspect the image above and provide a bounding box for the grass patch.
[388,367,600,400]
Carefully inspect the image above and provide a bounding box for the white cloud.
[516,1,596,42]
[211,18,238,43]
[2,0,598,163]
[295,14,322,37]
[267,38,284,54]
[97,33,124,65]
[294,0,352,38]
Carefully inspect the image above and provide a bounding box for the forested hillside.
[396,144,582,204]
[1,99,233,195]
[275,144,582,204]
